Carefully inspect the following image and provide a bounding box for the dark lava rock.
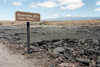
[76,58,90,66]
[6,38,100,67]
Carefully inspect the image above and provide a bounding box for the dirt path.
[0,42,41,67]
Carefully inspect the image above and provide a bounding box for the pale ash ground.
[0,41,41,67]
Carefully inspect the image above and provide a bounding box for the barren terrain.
[0,25,100,43]
[0,24,100,67]
[0,19,100,67]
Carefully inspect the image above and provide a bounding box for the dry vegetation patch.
[0,19,100,26]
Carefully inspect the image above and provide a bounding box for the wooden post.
[27,22,30,54]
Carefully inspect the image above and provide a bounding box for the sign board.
[16,11,40,22]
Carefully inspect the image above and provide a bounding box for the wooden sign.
[16,11,40,22]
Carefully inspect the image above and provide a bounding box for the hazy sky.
[0,0,100,20]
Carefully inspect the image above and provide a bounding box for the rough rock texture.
[4,38,100,67]
[0,25,100,67]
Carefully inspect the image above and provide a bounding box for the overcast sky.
[0,0,100,20]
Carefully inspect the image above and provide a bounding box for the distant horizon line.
[0,16,100,21]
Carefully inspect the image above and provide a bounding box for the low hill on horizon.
[42,17,100,21]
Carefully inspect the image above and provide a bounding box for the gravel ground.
[0,39,44,67]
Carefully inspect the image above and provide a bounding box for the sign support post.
[27,22,30,54]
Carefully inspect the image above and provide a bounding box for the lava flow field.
[0,25,100,67]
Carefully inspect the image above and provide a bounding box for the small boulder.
[95,50,100,54]
[65,47,74,51]
[59,63,76,67]
[53,40,64,45]
[53,47,65,54]
[93,39,99,45]
[76,58,90,66]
